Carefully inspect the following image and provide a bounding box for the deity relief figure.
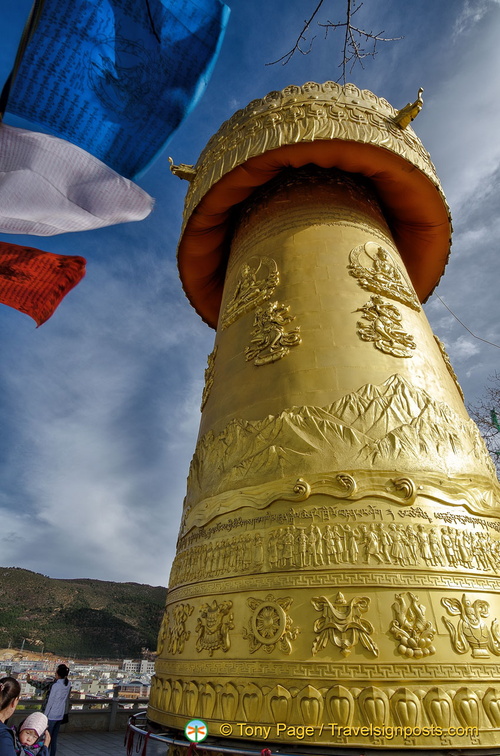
[348,242,421,311]
[355,294,416,358]
[221,256,279,329]
[311,591,378,657]
[390,592,436,658]
[195,599,234,656]
[243,594,299,654]
[245,301,301,365]
[200,346,217,411]
[441,594,500,658]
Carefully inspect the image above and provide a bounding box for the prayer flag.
[0,241,86,326]
[0,123,153,235]
[6,0,230,178]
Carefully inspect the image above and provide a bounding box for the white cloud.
[453,0,500,37]
[417,6,500,209]
[0,244,212,583]
[447,335,482,361]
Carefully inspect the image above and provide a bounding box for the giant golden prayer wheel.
[149,82,500,751]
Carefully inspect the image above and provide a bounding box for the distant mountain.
[187,374,495,506]
[0,567,166,659]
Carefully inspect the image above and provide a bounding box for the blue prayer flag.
[6,0,229,178]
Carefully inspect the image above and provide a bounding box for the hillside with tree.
[0,567,166,659]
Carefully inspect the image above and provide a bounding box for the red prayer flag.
[0,241,86,326]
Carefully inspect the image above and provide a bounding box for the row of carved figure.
[158,591,500,660]
[169,522,500,588]
[149,675,500,740]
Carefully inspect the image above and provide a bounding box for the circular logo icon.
[185,719,208,743]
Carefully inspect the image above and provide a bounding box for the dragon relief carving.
[355,295,416,357]
[245,301,301,365]
[311,592,378,657]
[221,256,279,329]
[348,242,421,311]
[243,594,299,654]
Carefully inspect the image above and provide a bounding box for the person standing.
[27,665,71,756]
[0,677,21,756]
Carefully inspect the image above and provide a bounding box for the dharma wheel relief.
[151,82,500,750]
[243,594,299,654]
[154,563,500,746]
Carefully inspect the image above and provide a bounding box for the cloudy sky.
[0,0,499,587]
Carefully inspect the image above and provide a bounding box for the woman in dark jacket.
[0,677,20,756]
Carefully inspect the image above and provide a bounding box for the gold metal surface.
[181,83,438,234]
[394,87,424,130]
[152,86,500,751]
[176,82,452,327]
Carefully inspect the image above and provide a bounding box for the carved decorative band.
[181,469,499,538]
[155,658,500,679]
[172,508,500,590]
[167,570,500,604]
[182,82,444,232]
[185,375,497,516]
[231,206,393,264]
[148,675,500,747]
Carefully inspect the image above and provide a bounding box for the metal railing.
[127,712,274,755]
[125,712,500,756]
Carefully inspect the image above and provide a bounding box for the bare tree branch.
[319,0,402,81]
[468,372,500,476]
[266,0,325,66]
[267,0,402,83]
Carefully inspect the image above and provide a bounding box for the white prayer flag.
[0,123,154,235]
